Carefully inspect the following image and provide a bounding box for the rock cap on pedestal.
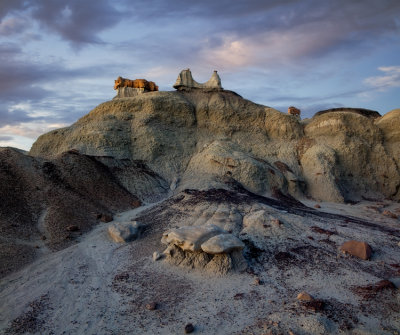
[200,233,245,254]
[161,224,225,251]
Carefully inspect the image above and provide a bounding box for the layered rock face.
[30,91,400,203]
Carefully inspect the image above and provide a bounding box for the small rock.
[66,225,79,232]
[132,199,142,208]
[100,214,113,223]
[314,204,321,209]
[297,291,314,301]
[271,219,282,227]
[253,277,262,285]
[184,323,194,334]
[153,251,162,261]
[382,210,398,219]
[41,235,47,240]
[145,302,157,311]
[108,221,144,243]
[340,240,372,260]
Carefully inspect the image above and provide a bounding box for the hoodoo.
[173,68,222,90]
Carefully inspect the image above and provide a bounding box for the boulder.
[161,224,224,252]
[340,240,372,260]
[288,106,301,117]
[297,291,314,301]
[108,221,144,243]
[201,234,245,254]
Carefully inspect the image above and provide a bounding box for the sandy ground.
[1,195,399,335]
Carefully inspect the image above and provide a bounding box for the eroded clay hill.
[30,89,400,203]
[1,89,400,334]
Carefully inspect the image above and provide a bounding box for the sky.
[0,0,399,150]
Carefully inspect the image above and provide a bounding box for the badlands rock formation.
[30,90,400,203]
[1,84,400,334]
[173,69,222,90]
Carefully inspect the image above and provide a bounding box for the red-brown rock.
[382,210,398,219]
[288,106,301,116]
[114,76,159,91]
[340,240,372,260]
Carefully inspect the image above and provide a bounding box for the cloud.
[0,15,30,35]
[0,135,13,141]
[1,0,123,46]
[364,66,400,90]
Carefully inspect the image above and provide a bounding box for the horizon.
[1,0,400,151]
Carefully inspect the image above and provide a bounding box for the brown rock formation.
[114,76,158,91]
[340,240,372,260]
[288,106,301,117]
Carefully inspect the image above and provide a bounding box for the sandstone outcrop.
[314,107,381,119]
[173,69,222,90]
[161,225,247,274]
[161,224,224,252]
[114,76,158,91]
[200,234,244,254]
[29,90,400,203]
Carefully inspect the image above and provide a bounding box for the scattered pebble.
[382,210,398,219]
[153,251,162,261]
[184,323,195,333]
[253,277,262,285]
[297,291,314,301]
[41,235,47,240]
[314,204,321,209]
[145,302,157,311]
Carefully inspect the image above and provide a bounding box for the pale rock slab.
[108,221,144,243]
[161,224,224,252]
[201,234,245,254]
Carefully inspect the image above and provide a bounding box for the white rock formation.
[173,69,222,90]
[108,221,144,243]
[200,234,244,254]
[161,224,224,251]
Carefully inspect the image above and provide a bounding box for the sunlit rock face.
[30,89,400,203]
